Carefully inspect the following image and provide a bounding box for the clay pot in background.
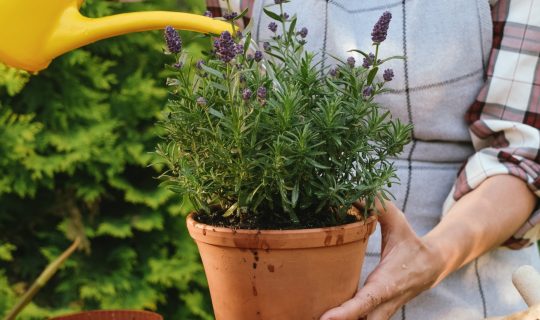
[187,213,377,320]
[50,310,163,320]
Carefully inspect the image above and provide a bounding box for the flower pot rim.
[186,212,377,249]
[50,310,163,320]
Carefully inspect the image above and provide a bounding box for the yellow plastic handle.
[0,0,233,72]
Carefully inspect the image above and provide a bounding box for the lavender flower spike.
[298,27,308,39]
[263,42,271,52]
[383,69,394,82]
[254,51,263,62]
[164,26,182,54]
[214,31,238,63]
[223,11,238,20]
[203,10,213,17]
[242,88,253,100]
[371,11,392,43]
[347,56,355,68]
[268,22,278,33]
[257,87,267,99]
[363,86,373,97]
[362,53,375,68]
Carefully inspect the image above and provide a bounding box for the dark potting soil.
[193,208,360,230]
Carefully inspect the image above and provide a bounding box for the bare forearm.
[425,175,536,284]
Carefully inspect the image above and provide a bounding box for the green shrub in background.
[0,0,213,318]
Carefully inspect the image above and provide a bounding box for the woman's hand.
[321,175,536,320]
[320,201,446,320]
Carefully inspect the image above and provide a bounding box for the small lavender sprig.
[383,69,394,82]
[164,26,182,54]
[214,31,238,63]
[371,11,392,44]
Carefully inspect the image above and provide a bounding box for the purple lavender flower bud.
[347,56,356,68]
[297,27,308,38]
[214,31,238,63]
[221,31,232,41]
[282,12,290,20]
[236,44,244,54]
[257,86,267,99]
[268,22,278,33]
[254,50,263,62]
[362,53,375,68]
[363,86,373,97]
[242,88,252,100]
[196,60,205,69]
[236,31,243,39]
[371,11,392,43]
[196,96,207,106]
[203,10,213,17]
[173,61,183,69]
[329,67,338,77]
[263,42,271,51]
[383,68,394,82]
[164,26,182,54]
[223,11,238,20]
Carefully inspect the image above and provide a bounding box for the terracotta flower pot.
[186,213,377,320]
[50,310,163,320]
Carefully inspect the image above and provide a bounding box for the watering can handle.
[48,9,234,66]
[0,0,233,72]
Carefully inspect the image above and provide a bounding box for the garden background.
[0,0,214,318]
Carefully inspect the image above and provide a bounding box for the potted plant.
[156,2,411,319]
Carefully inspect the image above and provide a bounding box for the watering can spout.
[0,0,233,72]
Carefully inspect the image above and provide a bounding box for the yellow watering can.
[0,0,233,72]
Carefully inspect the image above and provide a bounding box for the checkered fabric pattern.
[444,0,540,249]
[205,0,254,29]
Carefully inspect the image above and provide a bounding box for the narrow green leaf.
[379,55,406,64]
[234,7,250,21]
[291,180,299,207]
[307,158,330,169]
[288,17,298,40]
[209,81,228,92]
[263,8,283,22]
[347,49,370,59]
[367,67,379,85]
[208,108,225,119]
[200,64,224,79]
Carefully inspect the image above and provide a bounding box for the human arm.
[320,174,536,320]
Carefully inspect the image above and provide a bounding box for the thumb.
[372,199,416,253]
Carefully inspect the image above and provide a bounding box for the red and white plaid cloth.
[205,0,255,29]
[207,0,540,248]
[443,0,540,249]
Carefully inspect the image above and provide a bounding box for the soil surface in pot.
[194,207,361,230]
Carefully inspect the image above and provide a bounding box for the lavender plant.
[157,3,412,229]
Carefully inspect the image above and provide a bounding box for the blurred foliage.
[0,0,214,318]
